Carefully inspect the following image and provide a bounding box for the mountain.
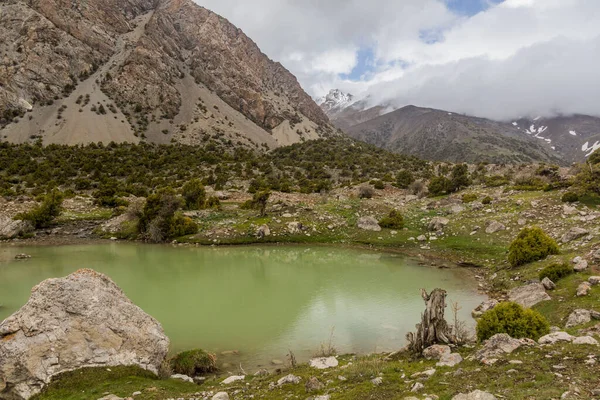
[511,115,600,163]
[345,105,564,165]
[317,89,388,131]
[0,0,333,149]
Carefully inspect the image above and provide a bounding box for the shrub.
[182,179,206,210]
[16,189,64,228]
[358,185,374,199]
[241,190,270,216]
[561,192,579,203]
[396,170,415,189]
[513,176,546,191]
[482,196,493,205]
[171,349,217,376]
[373,180,385,190]
[462,193,478,203]
[476,302,549,342]
[428,176,451,196]
[485,175,510,187]
[379,210,404,229]
[450,164,471,192]
[139,188,184,242]
[508,227,560,267]
[539,263,573,283]
[169,213,198,238]
[205,196,221,209]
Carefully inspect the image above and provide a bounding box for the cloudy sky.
[196,0,600,120]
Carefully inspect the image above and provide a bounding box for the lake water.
[0,244,485,370]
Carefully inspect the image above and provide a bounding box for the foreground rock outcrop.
[0,269,169,400]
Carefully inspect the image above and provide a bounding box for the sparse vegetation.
[16,189,64,228]
[538,263,573,283]
[379,210,404,229]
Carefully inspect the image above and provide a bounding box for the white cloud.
[195,0,600,120]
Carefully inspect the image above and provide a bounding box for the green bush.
[508,227,560,267]
[482,196,493,205]
[428,176,451,196]
[462,193,478,203]
[373,180,385,190]
[169,213,198,238]
[379,210,404,229]
[182,179,206,210]
[205,196,221,209]
[450,164,471,192]
[171,349,217,376]
[241,191,270,216]
[485,175,510,187]
[476,302,549,341]
[539,263,573,283]
[396,170,414,189]
[513,176,546,191]
[561,192,579,203]
[16,189,64,228]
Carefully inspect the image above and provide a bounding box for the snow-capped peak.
[317,89,354,110]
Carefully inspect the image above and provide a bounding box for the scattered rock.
[14,254,31,260]
[566,309,592,328]
[542,277,556,290]
[287,222,303,234]
[574,259,588,272]
[437,353,463,367]
[472,299,499,318]
[97,395,124,400]
[371,377,383,386]
[423,345,451,360]
[589,276,600,285]
[485,221,506,234]
[411,382,424,392]
[561,227,589,243]
[452,390,497,400]
[255,225,270,238]
[357,216,381,232]
[277,374,301,386]
[417,235,427,242]
[573,336,599,345]
[0,269,169,400]
[311,396,330,400]
[309,356,338,369]
[171,374,194,383]
[450,205,465,214]
[593,249,600,262]
[271,359,284,366]
[474,334,534,362]
[428,217,449,232]
[212,392,230,400]
[221,375,245,385]
[577,282,592,297]
[0,216,33,240]
[539,332,575,344]
[508,283,551,308]
[254,369,269,377]
[305,376,324,392]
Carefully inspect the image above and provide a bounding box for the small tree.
[449,164,471,192]
[16,189,64,228]
[396,170,415,189]
[241,191,271,217]
[476,302,549,341]
[379,210,404,229]
[428,176,451,196]
[182,179,206,210]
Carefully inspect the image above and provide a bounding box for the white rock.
[561,227,589,243]
[589,276,600,285]
[277,374,301,385]
[485,221,506,234]
[212,392,230,400]
[577,282,592,297]
[573,336,599,345]
[566,309,592,328]
[452,390,497,400]
[542,277,556,290]
[508,283,551,308]
[437,353,463,367]
[357,216,381,232]
[411,382,424,392]
[539,332,575,344]
[371,377,383,386]
[574,259,588,272]
[423,344,451,360]
[171,374,194,383]
[221,375,245,384]
[309,356,339,369]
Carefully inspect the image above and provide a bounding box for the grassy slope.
[35,186,600,399]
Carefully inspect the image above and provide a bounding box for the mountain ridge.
[0,0,334,149]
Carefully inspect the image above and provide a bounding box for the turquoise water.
[0,244,485,370]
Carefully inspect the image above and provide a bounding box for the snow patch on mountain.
[317,89,355,111]
[582,141,600,157]
[569,130,577,136]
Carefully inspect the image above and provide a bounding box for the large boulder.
[474,334,535,363]
[538,332,574,344]
[0,216,33,240]
[0,269,169,400]
[561,227,589,244]
[508,283,551,308]
[428,217,449,232]
[485,221,506,234]
[565,309,594,328]
[357,216,381,232]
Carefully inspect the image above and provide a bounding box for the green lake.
[0,244,485,370]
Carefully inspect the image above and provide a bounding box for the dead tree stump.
[406,288,456,354]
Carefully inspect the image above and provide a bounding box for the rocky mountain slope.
[512,115,600,163]
[344,105,564,165]
[317,89,387,131]
[0,0,333,148]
